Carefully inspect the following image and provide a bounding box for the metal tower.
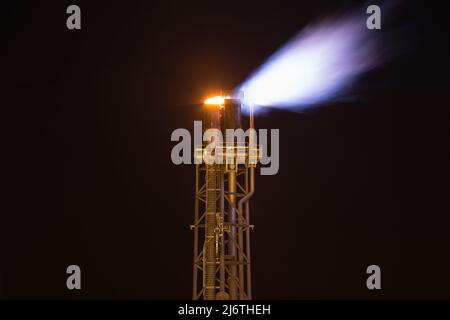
[191,95,258,300]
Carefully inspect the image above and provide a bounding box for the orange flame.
[204,96,225,105]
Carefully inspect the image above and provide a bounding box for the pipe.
[238,102,256,231]
[237,166,255,299]
[238,101,256,299]
[245,196,252,299]
[219,170,226,295]
[193,164,199,299]
[228,170,238,299]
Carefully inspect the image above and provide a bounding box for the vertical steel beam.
[205,165,217,300]
[193,164,199,299]
[219,169,226,294]
[238,168,245,299]
[245,167,255,299]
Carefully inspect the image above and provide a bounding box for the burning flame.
[204,96,225,105]
[204,95,233,106]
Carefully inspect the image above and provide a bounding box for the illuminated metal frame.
[191,98,258,300]
[191,147,258,300]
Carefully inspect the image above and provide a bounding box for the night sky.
[3,0,450,299]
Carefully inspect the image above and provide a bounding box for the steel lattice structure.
[191,97,258,300]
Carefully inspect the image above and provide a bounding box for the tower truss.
[191,96,258,300]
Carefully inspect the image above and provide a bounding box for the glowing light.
[204,96,225,105]
[238,10,386,114]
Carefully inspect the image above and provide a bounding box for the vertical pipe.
[249,103,254,131]
[237,169,245,299]
[239,103,255,299]
[238,167,255,299]
[193,164,199,299]
[245,170,253,300]
[219,169,226,294]
[228,169,238,299]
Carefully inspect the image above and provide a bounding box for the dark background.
[2,0,450,299]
